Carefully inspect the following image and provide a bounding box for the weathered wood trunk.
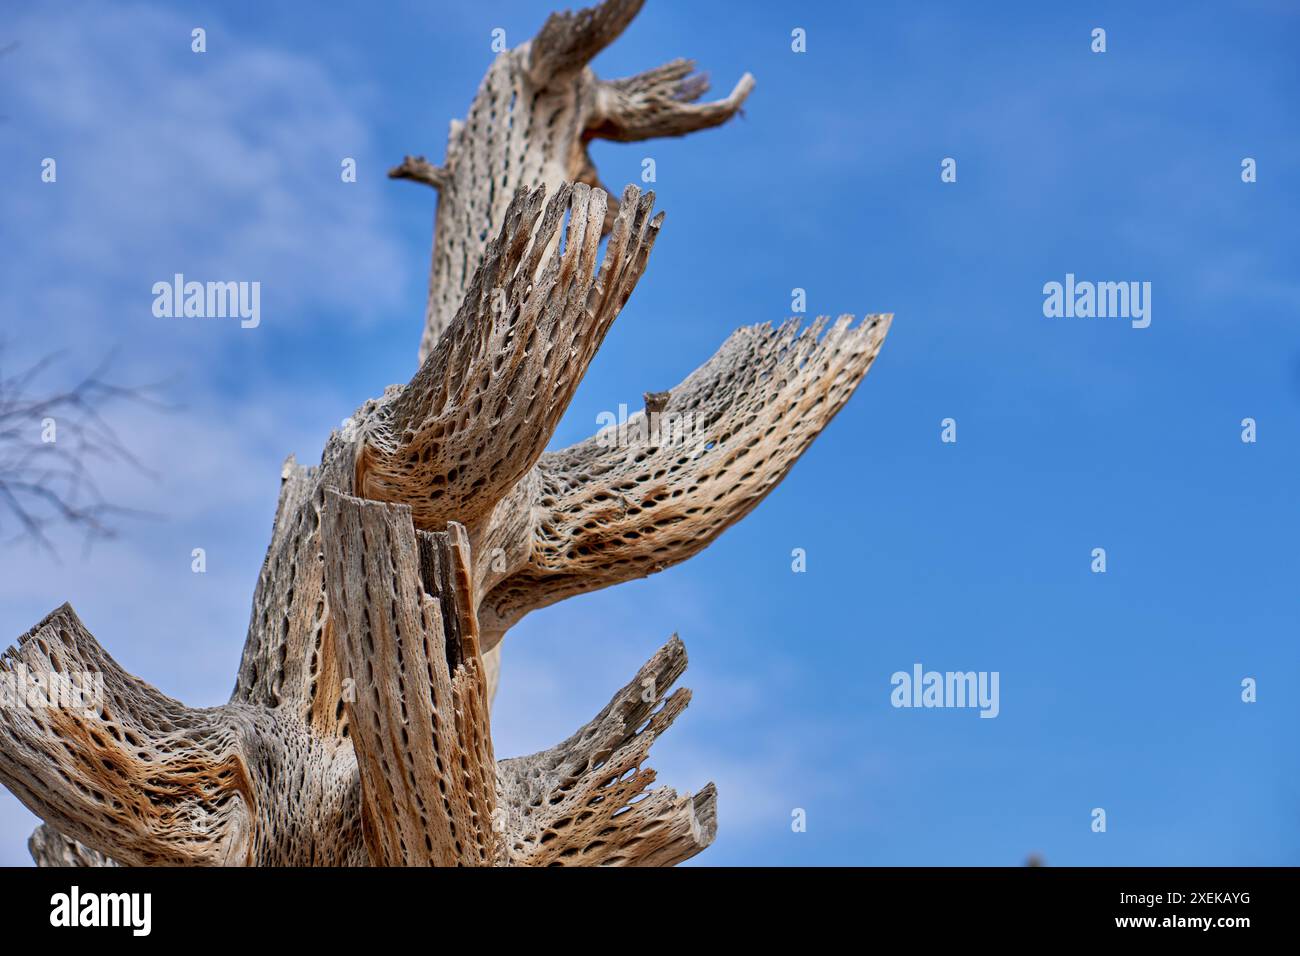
[1,0,890,867]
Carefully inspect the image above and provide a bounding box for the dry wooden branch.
[29,825,118,867]
[355,182,663,532]
[0,604,366,866]
[388,155,447,190]
[411,0,754,363]
[498,635,716,866]
[479,314,892,642]
[5,0,890,867]
[321,492,499,866]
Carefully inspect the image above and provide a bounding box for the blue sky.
[1,0,1297,865]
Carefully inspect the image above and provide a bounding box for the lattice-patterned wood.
[6,0,889,868]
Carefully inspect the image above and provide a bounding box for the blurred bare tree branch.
[0,345,170,554]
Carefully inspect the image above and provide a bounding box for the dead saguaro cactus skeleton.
[1,0,891,867]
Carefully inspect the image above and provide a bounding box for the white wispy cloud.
[1,0,408,355]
